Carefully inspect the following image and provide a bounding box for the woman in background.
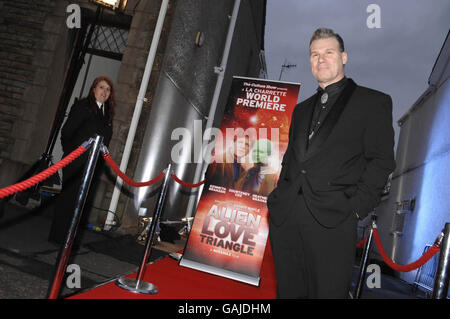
[48,75,115,246]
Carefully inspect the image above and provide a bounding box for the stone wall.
[0,0,68,187]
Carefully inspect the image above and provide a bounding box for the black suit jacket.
[60,97,113,180]
[267,79,395,228]
[61,97,113,155]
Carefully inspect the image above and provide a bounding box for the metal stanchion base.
[115,277,158,294]
[169,252,182,261]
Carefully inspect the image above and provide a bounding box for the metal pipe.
[104,0,170,230]
[354,215,377,299]
[185,0,241,219]
[432,223,450,299]
[115,163,172,294]
[47,135,103,299]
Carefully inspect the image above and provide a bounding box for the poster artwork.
[180,76,300,285]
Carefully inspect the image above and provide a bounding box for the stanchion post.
[115,163,172,294]
[47,135,103,299]
[432,223,450,299]
[354,215,377,299]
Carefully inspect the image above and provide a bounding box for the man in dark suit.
[206,135,252,189]
[267,28,395,298]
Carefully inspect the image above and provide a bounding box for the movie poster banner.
[179,76,300,286]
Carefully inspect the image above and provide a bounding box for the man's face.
[234,137,250,158]
[310,37,347,88]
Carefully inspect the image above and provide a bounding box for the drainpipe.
[104,0,170,230]
[185,0,241,219]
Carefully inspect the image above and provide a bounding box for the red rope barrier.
[372,227,440,272]
[356,236,367,249]
[171,174,205,188]
[103,154,165,187]
[0,145,87,199]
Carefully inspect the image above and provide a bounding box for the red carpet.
[70,242,277,299]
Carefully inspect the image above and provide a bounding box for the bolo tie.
[320,92,328,104]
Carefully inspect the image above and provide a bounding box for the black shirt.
[308,76,348,141]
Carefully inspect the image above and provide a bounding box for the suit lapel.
[303,79,357,161]
[292,94,317,162]
[102,104,111,124]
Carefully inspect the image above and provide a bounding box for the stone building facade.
[0,0,68,187]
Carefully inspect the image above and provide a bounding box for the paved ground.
[0,199,430,299]
[0,200,180,299]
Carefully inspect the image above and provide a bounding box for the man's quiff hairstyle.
[310,28,345,52]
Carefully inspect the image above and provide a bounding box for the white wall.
[375,63,450,285]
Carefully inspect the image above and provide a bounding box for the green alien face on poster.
[252,139,272,164]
